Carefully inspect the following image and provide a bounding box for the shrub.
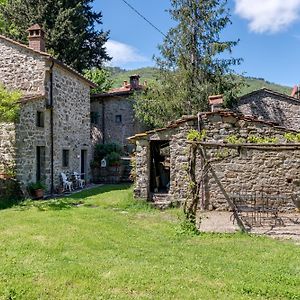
[106,151,121,166]
[27,181,46,193]
[93,143,123,167]
[0,84,21,122]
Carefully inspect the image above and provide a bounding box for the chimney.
[27,24,46,52]
[208,94,224,112]
[291,85,300,99]
[130,74,140,90]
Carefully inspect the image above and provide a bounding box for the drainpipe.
[48,60,55,195]
[102,101,105,144]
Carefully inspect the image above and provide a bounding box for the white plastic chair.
[73,172,85,189]
[61,172,73,192]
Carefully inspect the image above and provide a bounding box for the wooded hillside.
[109,67,292,96]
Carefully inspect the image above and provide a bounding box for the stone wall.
[0,37,92,191]
[91,96,147,151]
[15,63,92,191]
[203,146,300,212]
[133,112,299,211]
[0,123,16,173]
[51,64,92,188]
[15,98,50,188]
[0,37,46,95]
[234,90,300,131]
[134,121,197,201]
[134,139,151,199]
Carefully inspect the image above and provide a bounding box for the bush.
[0,84,21,122]
[93,143,123,167]
[106,151,121,166]
[27,181,46,193]
[0,179,24,209]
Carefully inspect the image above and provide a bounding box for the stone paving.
[199,211,300,244]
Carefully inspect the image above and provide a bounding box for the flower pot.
[34,189,44,199]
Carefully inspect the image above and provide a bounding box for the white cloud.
[105,40,149,66]
[234,0,300,33]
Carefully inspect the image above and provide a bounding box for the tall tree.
[0,0,110,72]
[135,0,242,128]
[84,68,113,94]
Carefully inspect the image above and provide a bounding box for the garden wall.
[198,144,300,212]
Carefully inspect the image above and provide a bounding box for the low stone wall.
[199,145,300,212]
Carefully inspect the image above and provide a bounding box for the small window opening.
[115,115,122,124]
[91,112,100,125]
[62,150,70,168]
[36,111,44,127]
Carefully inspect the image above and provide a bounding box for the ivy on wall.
[0,85,21,122]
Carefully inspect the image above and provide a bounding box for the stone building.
[129,111,300,210]
[91,75,147,152]
[0,25,96,192]
[233,88,300,131]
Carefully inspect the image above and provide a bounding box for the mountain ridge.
[108,67,292,96]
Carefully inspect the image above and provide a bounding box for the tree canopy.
[0,0,110,72]
[84,68,113,94]
[0,85,21,123]
[135,0,242,128]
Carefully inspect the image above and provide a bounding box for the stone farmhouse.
[91,75,147,153]
[0,25,96,193]
[234,88,300,131]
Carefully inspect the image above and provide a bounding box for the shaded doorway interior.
[81,150,87,179]
[150,141,170,193]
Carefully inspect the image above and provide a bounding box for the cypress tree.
[135,0,242,128]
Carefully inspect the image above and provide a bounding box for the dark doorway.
[36,146,46,182]
[150,141,170,193]
[81,150,87,179]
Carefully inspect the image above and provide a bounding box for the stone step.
[151,193,172,209]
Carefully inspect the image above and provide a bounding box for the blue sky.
[94,0,300,87]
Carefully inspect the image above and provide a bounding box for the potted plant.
[27,181,46,199]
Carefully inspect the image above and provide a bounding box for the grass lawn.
[0,184,300,300]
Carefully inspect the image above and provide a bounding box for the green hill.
[108,67,292,96]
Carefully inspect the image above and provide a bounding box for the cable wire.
[120,0,167,38]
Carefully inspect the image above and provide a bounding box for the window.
[36,111,44,127]
[36,146,46,181]
[115,115,122,124]
[62,150,70,168]
[91,112,100,125]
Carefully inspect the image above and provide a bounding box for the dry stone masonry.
[132,111,300,212]
[0,30,93,192]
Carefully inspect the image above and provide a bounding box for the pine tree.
[135,0,242,128]
[0,0,110,72]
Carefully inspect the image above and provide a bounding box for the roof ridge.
[0,34,96,88]
[239,87,298,102]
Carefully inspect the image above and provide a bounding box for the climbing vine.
[187,129,207,142]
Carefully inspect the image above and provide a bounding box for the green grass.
[0,184,300,299]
